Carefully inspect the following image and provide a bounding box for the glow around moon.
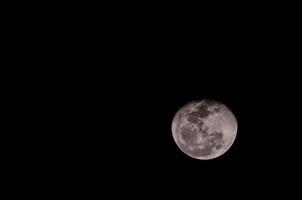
[171,99,238,160]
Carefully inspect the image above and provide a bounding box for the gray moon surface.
[171,99,238,160]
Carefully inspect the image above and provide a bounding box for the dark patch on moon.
[196,104,211,118]
[187,114,204,131]
[201,129,209,137]
[180,127,196,145]
[196,121,204,129]
[204,100,221,114]
[180,125,204,146]
[206,132,224,150]
[185,103,211,137]
[215,144,222,150]
[213,107,221,112]
[211,132,223,140]
[186,113,199,124]
[187,103,211,123]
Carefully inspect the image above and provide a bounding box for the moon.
[171,99,238,160]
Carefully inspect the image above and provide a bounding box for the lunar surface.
[171,99,238,160]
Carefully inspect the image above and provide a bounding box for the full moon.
[171,99,238,160]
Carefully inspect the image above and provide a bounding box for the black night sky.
[14,7,301,197]
[47,41,300,194]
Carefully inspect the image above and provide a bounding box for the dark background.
[36,35,299,195]
[7,4,301,197]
